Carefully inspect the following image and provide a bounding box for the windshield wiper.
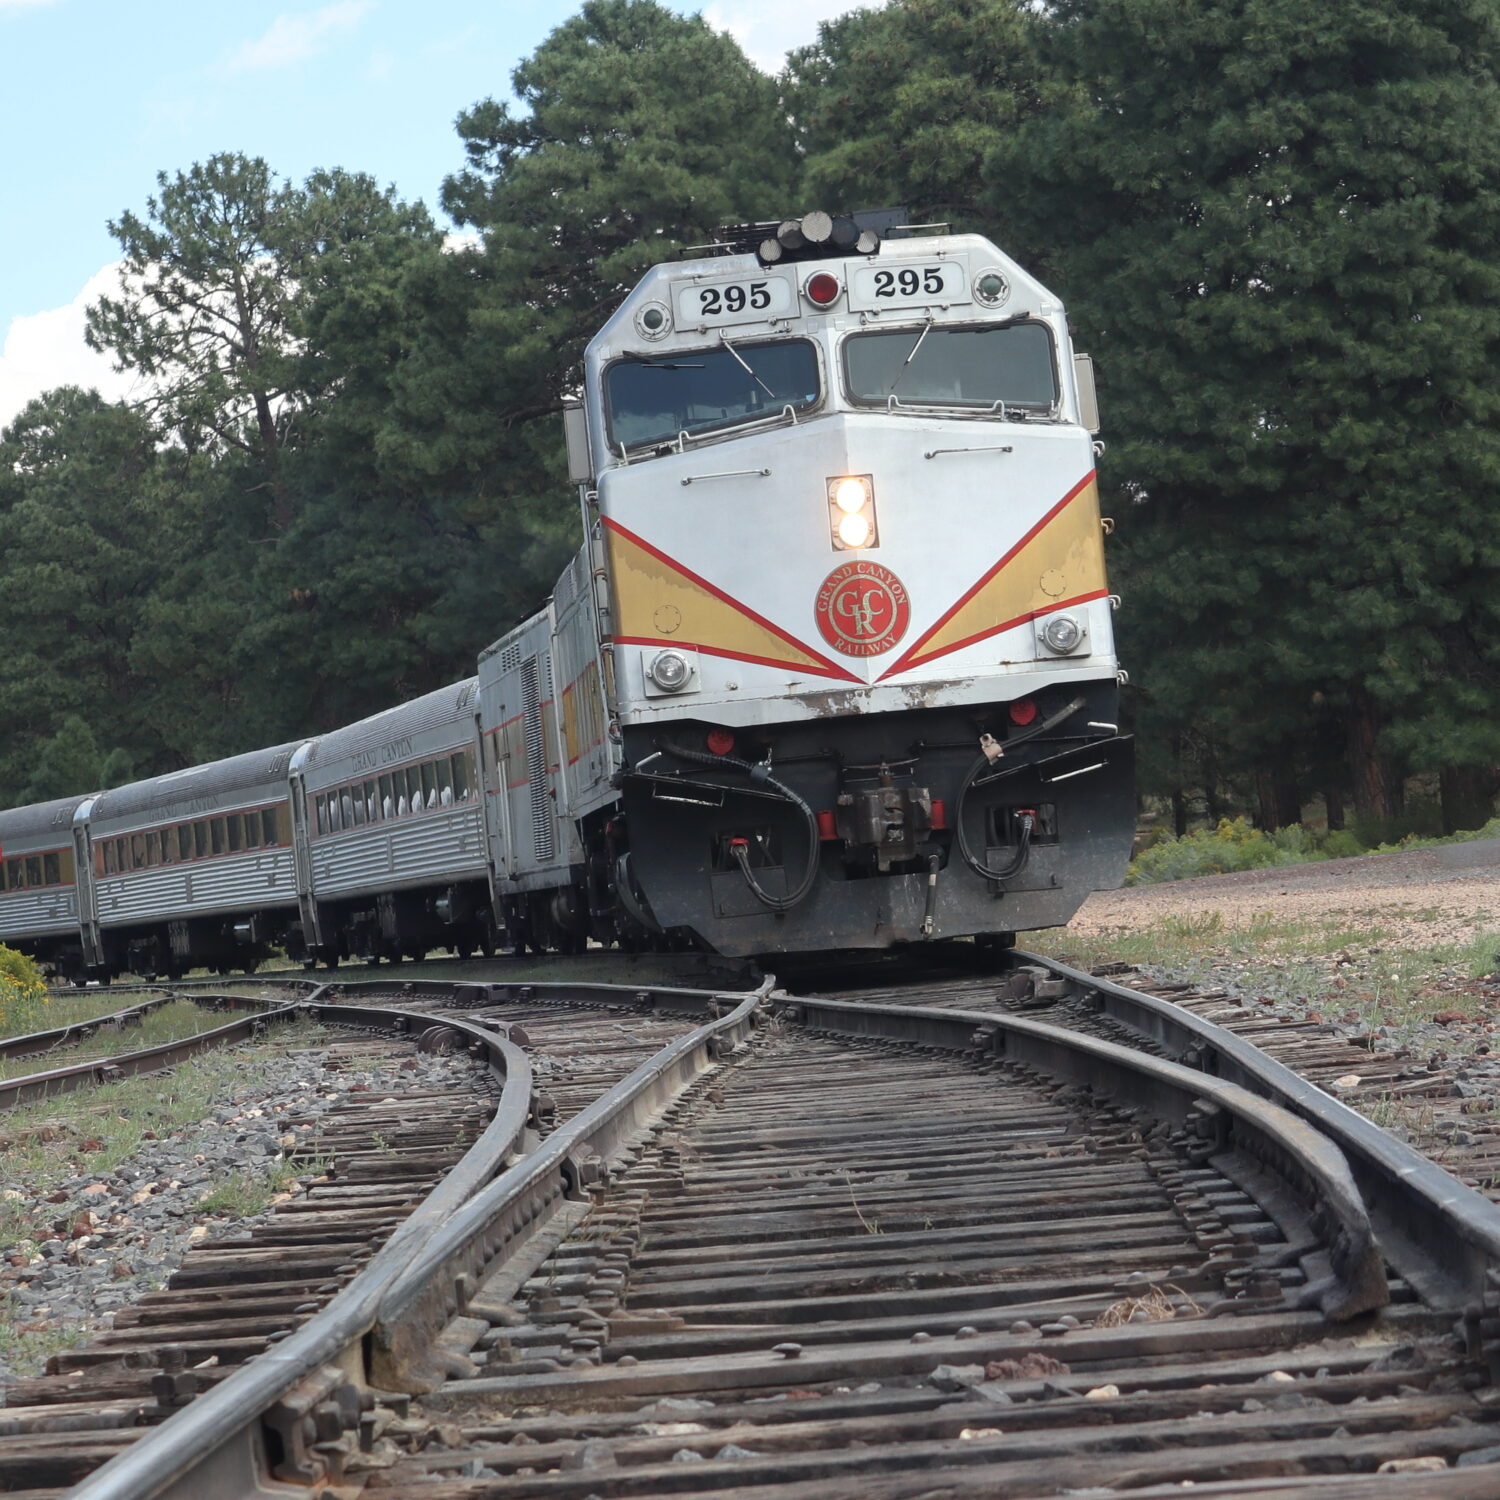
[720,332,777,400]
[887,319,934,397]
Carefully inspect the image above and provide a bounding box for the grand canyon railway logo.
[814,561,911,658]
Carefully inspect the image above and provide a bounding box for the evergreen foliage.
[2,0,1499,838]
[988,0,1500,827]
[788,0,1053,224]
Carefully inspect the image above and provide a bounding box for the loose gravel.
[1070,843,1500,955]
[0,1043,482,1387]
[1040,843,1500,1147]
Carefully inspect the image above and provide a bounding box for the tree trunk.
[1171,788,1187,838]
[1255,765,1302,832]
[1201,747,1222,825]
[1323,786,1345,832]
[1255,769,1281,831]
[1439,765,1497,835]
[1346,693,1402,823]
[1276,773,1300,829]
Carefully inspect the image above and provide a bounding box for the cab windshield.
[605,339,819,451]
[844,321,1058,412]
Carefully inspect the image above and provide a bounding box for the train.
[0,212,1134,982]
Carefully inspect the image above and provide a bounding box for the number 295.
[874,267,945,298]
[698,283,771,315]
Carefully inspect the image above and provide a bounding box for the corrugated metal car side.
[95,852,297,926]
[309,807,486,899]
[0,890,78,938]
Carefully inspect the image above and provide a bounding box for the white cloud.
[0,264,143,434]
[702,0,861,73]
[226,0,373,73]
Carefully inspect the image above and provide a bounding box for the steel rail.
[369,980,769,1390]
[68,980,764,1500]
[0,995,299,1111]
[0,995,179,1059]
[67,989,528,1500]
[776,993,1389,1321]
[1012,948,1500,1315]
[314,975,759,1016]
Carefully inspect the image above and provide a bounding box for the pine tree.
[787,0,1053,224]
[993,0,1500,828]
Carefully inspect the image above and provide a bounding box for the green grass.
[197,1154,329,1218]
[0,1296,90,1373]
[0,1001,263,1081]
[1126,813,1500,887]
[0,1017,329,1256]
[1032,912,1500,1055]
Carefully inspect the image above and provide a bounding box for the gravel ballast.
[0,1043,482,1386]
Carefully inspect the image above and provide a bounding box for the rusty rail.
[68,981,763,1500]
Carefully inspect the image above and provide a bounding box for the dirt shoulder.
[1070,842,1500,954]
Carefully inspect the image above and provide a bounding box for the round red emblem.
[815,561,911,658]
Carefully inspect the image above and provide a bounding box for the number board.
[849,260,971,311]
[674,276,794,328]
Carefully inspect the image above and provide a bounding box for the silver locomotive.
[0,214,1133,978]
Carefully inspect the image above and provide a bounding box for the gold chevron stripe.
[881,472,1107,678]
[604,520,859,681]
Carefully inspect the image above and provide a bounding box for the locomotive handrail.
[679,466,772,485]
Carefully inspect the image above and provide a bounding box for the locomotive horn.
[799,210,834,245]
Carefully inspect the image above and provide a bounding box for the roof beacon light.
[805,272,841,307]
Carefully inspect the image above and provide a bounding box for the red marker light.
[816,810,839,841]
[930,799,948,831]
[706,728,736,756]
[1009,698,1038,726]
[805,272,841,306]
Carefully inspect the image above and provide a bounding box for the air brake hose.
[955,746,1036,884]
[657,740,821,912]
[951,695,1086,885]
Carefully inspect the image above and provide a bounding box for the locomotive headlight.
[837,511,872,547]
[1039,612,1087,655]
[828,473,878,550]
[833,477,870,514]
[648,649,693,692]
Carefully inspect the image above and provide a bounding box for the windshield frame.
[840,316,1061,417]
[602,335,825,456]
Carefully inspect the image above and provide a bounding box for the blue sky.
[0,0,853,426]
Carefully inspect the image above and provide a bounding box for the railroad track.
[368,1012,1496,1496]
[8,960,1500,1496]
[0,979,737,1497]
